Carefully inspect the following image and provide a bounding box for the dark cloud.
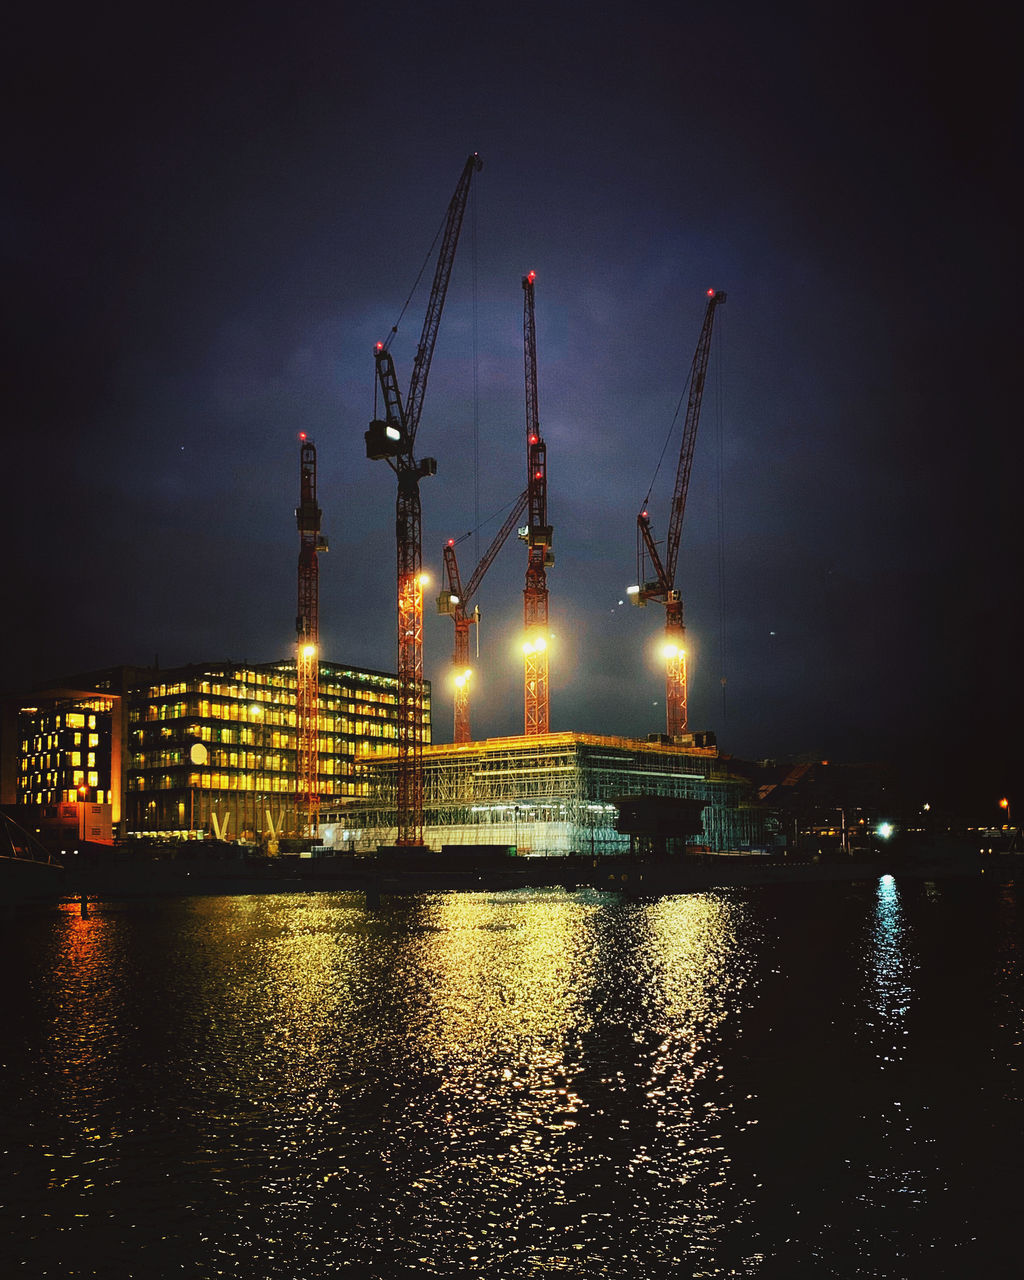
[2,1,1018,816]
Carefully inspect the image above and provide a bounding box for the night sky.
[4,2,1018,815]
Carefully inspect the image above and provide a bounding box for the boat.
[0,811,65,905]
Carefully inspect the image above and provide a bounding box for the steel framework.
[633,289,726,737]
[365,154,482,844]
[521,271,553,734]
[340,733,769,855]
[438,492,528,742]
[296,435,327,837]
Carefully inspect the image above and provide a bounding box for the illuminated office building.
[2,659,423,842]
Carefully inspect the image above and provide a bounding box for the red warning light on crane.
[375,341,384,353]
[299,431,307,441]
[706,288,715,297]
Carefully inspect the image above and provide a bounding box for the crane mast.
[632,288,725,738]
[364,153,482,845]
[437,490,528,742]
[521,271,553,735]
[295,434,327,838]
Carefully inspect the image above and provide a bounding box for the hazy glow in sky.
[3,1,1016,808]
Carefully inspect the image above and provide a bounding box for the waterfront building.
[4,665,796,857]
[1,659,423,843]
[321,731,777,855]
[5,688,120,817]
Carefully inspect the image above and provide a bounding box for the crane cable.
[380,203,448,355]
[714,316,728,721]
[641,365,695,514]
[472,182,480,566]
[451,492,525,548]
[373,206,447,421]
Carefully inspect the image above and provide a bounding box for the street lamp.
[77,782,89,841]
[1000,797,1011,826]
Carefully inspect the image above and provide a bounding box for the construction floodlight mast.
[521,270,554,735]
[296,433,327,838]
[631,288,726,738]
[365,153,482,845]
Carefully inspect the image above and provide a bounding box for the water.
[2,875,1022,1278]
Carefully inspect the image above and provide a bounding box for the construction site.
[323,733,773,858]
[4,154,773,860]
[319,153,760,858]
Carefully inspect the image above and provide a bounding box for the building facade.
[322,732,776,855]
[2,659,426,844]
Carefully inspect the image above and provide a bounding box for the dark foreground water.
[2,874,1022,1278]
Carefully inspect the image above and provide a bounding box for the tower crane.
[437,490,528,743]
[364,153,482,845]
[630,288,726,738]
[296,433,327,837]
[521,270,553,735]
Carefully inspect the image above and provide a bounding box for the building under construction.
[321,731,776,856]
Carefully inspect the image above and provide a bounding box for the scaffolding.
[321,732,772,856]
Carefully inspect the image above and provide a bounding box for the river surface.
[2,874,1022,1278]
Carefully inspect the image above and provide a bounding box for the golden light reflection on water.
[52,903,120,1082]
[643,893,750,1031]
[11,884,1019,1275]
[408,890,592,1059]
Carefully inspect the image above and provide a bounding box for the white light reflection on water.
[868,874,914,1052]
[856,874,927,1217]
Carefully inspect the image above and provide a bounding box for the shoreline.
[5,843,1014,905]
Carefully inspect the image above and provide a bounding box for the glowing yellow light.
[454,668,473,689]
[301,643,316,659]
[661,642,682,660]
[417,573,430,588]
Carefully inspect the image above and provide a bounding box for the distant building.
[1,659,425,843]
